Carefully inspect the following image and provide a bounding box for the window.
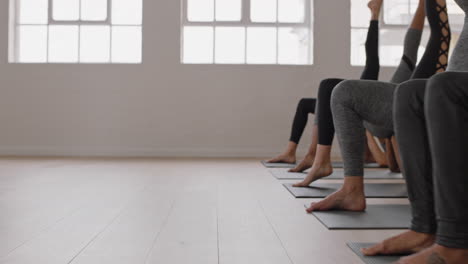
[351,0,463,66]
[182,0,314,65]
[9,0,143,64]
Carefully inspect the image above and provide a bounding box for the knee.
[393,80,425,121]
[297,98,309,111]
[330,80,356,109]
[425,72,457,117]
[426,72,455,102]
[318,78,343,98]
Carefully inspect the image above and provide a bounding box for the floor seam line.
[143,198,177,264]
[67,184,150,264]
[258,199,295,264]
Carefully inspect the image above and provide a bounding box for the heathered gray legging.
[330,80,397,176]
[394,72,468,249]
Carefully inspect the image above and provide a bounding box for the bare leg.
[368,0,383,20]
[289,125,318,172]
[397,244,468,264]
[267,141,297,164]
[411,0,426,31]
[293,144,333,186]
[305,177,366,212]
[366,131,387,166]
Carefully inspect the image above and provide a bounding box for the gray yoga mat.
[262,160,383,169]
[309,204,411,230]
[261,160,296,168]
[284,183,408,198]
[333,162,382,169]
[270,169,402,180]
[348,242,409,264]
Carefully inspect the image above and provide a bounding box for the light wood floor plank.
[0,158,411,264]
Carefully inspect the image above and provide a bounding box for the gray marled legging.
[330,80,397,176]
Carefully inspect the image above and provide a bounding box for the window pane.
[112,26,142,63]
[350,0,370,28]
[383,0,415,25]
[247,27,277,64]
[446,0,465,31]
[18,0,48,24]
[48,25,79,62]
[278,0,305,23]
[216,0,241,21]
[380,30,405,66]
[187,0,214,22]
[81,0,108,21]
[183,26,214,63]
[350,28,366,66]
[80,26,111,63]
[17,26,48,63]
[380,29,429,66]
[52,0,80,21]
[215,27,245,64]
[112,0,143,25]
[278,27,309,65]
[251,0,277,22]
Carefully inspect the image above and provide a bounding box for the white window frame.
[48,0,112,24]
[181,0,314,65]
[10,0,143,64]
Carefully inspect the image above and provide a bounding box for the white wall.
[0,0,396,158]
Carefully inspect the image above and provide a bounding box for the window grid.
[48,0,111,24]
[182,0,313,65]
[11,0,143,64]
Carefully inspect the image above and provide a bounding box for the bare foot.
[397,244,468,264]
[293,162,332,187]
[368,0,383,20]
[267,153,296,164]
[289,154,315,172]
[362,231,435,256]
[305,182,366,212]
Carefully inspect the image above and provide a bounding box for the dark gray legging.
[394,71,468,249]
[330,80,397,176]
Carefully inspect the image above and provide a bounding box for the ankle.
[285,144,297,155]
[435,245,468,261]
[342,177,364,192]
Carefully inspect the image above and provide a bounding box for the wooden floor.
[0,158,409,264]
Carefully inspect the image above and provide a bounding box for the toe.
[293,182,307,187]
[306,203,317,213]
[361,244,382,256]
[307,201,326,212]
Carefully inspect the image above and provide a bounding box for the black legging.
[361,20,380,80]
[411,0,451,78]
[287,20,380,145]
[289,98,317,144]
